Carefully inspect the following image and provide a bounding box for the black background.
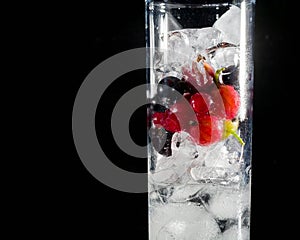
[14,0,296,238]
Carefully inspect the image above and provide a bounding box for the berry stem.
[230,130,245,146]
[213,67,225,88]
[224,120,245,146]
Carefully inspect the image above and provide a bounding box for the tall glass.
[146,0,255,239]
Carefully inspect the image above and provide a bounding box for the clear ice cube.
[207,185,250,220]
[150,204,220,240]
[190,166,241,185]
[158,28,224,69]
[168,184,203,203]
[184,28,224,57]
[166,12,182,32]
[210,47,240,70]
[165,30,191,64]
[150,167,180,186]
[190,138,242,185]
[171,131,199,160]
[150,132,199,186]
[213,5,241,45]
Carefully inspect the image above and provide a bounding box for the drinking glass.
[146,0,255,239]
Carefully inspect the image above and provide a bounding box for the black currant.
[221,65,239,88]
[157,76,185,104]
[149,127,173,157]
[148,97,168,113]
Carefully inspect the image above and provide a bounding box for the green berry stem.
[230,130,245,146]
[213,67,225,88]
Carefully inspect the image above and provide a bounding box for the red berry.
[219,85,240,119]
[189,92,210,116]
[151,111,180,132]
[152,96,197,133]
[207,87,226,118]
[164,111,181,132]
[188,115,223,146]
[169,98,197,131]
[152,112,166,125]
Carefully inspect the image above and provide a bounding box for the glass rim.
[147,2,234,9]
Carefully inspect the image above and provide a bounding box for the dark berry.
[221,65,239,88]
[184,80,199,95]
[149,96,168,113]
[150,103,167,113]
[149,127,173,156]
[157,76,185,104]
[158,131,173,156]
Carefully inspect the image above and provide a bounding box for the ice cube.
[186,28,224,56]
[171,131,199,160]
[157,220,187,239]
[190,165,241,185]
[210,47,240,70]
[150,204,220,240]
[226,135,244,164]
[150,155,182,186]
[164,28,223,63]
[150,168,180,186]
[149,186,174,204]
[218,225,250,240]
[203,143,232,168]
[168,183,203,203]
[201,134,244,167]
[166,12,182,32]
[150,132,198,186]
[165,30,191,63]
[207,186,249,220]
[213,5,241,45]
[190,141,241,184]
